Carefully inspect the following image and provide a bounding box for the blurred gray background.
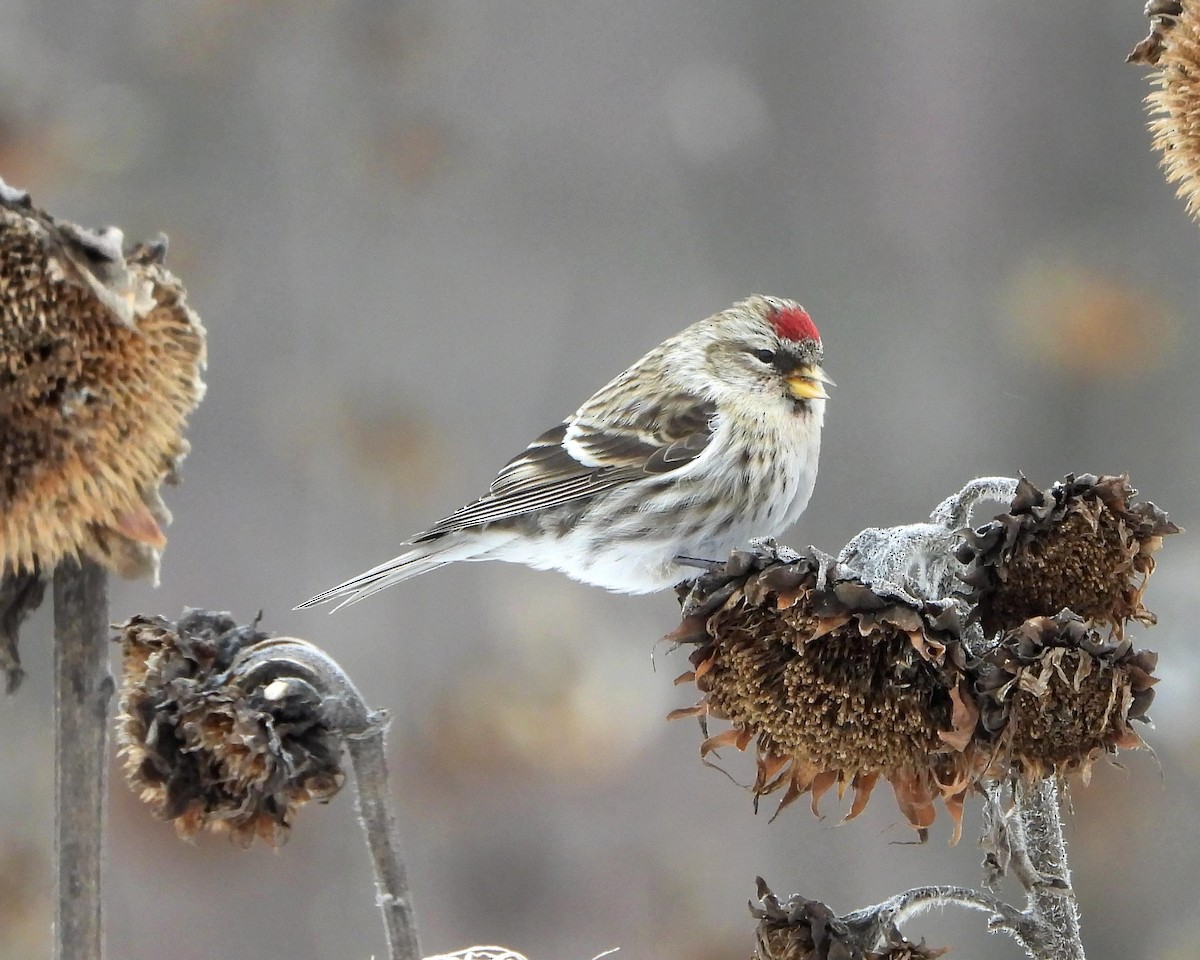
[2,2,1198,958]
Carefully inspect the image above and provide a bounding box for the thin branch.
[53,558,112,960]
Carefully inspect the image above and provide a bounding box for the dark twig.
[53,558,112,960]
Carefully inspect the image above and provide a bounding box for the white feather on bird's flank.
[297,294,830,610]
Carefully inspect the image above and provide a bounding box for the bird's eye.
[751,348,777,365]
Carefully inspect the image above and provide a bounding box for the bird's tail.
[295,537,477,612]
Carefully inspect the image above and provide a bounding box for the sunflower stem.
[1011,779,1085,960]
[929,476,1020,529]
[347,723,421,960]
[832,782,1084,959]
[844,883,1034,950]
[53,558,112,960]
[230,638,421,960]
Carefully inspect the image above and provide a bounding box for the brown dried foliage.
[0,570,43,691]
[0,184,206,580]
[956,474,1178,637]
[975,612,1159,783]
[752,878,947,960]
[671,478,1168,838]
[672,553,979,841]
[114,610,345,848]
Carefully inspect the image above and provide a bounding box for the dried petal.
[0,571,44,692]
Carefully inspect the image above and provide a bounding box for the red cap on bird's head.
[768,304,820,344]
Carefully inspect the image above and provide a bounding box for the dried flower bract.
[1129,1,1200,220]
[114,610,345,847]
[1128,0,1184,66]
[752,878,947,960]
[0,179,206,581]
[0,570,43,692]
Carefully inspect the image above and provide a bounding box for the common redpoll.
[298,294,830,610]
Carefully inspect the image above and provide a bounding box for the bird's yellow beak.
[786,364,834,401]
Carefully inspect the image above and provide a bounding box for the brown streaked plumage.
[298,295,830,610]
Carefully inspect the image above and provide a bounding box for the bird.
[298,294,831,610]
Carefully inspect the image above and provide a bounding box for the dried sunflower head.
[670,524,1166,841]
[974,610,1159,782]
[671,546,981,841]
[114,610,345,848]
[752,878,947,960]
[0,180,206,581]
[753,884,853,960]
[955,475,1178,637]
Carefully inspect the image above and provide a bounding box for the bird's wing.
[412,393,716,541]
